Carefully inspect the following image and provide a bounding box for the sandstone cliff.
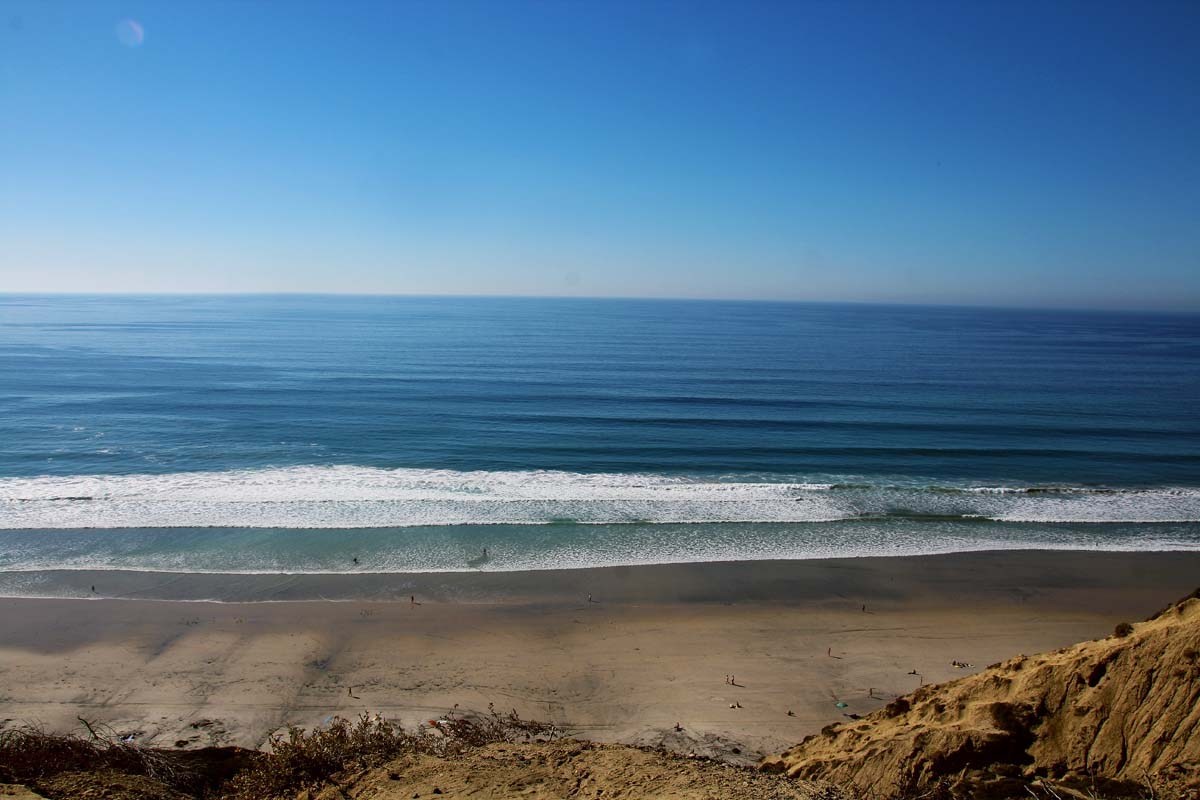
[764,592,1200,795]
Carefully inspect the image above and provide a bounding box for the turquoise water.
[2,294,1198,576]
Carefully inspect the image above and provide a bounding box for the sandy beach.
[1,550,1197,762]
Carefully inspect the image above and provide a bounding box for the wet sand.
[0,550,1196,760]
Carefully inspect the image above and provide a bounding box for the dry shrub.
[0,720,198,793]
[1113,622,1134,638]
[223,706,562,800]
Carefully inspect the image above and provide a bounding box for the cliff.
[763,592,1200,796]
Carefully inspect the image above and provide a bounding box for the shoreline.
[5,518,1198,582]
[0,550,1197,760]
[2,549,1199,604]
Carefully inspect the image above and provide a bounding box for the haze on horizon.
[1,1,1198,312]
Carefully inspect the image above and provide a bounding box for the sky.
[1,1,1198,310]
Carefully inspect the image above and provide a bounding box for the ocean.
[2,294,1199,580]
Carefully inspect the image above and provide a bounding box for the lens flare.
[115,18,144,47]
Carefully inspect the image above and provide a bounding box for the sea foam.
[1,466,1198,529]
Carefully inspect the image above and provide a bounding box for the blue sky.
[1,1,1198,309]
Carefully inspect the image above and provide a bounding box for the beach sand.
[0,550,1196,762]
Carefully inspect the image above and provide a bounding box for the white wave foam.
[0,466,1198,528]
[0,466,854,528]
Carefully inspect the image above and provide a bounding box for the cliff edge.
[763,592,1200,796]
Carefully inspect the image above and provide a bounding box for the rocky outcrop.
[766,593,1200,796]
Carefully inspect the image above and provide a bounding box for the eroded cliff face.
[765,595,1200,796]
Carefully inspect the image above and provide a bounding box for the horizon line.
[1,290,1197,316]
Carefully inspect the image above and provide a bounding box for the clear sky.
[2,1,1198,309]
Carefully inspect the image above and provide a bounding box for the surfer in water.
[467,546,490,569]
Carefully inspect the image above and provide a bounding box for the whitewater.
[3,466,1200,529]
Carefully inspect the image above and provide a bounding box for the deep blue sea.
[2,294,1199,579]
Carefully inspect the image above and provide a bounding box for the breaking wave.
[1,465,1199,529]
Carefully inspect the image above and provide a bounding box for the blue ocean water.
[1,294,1199,577]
